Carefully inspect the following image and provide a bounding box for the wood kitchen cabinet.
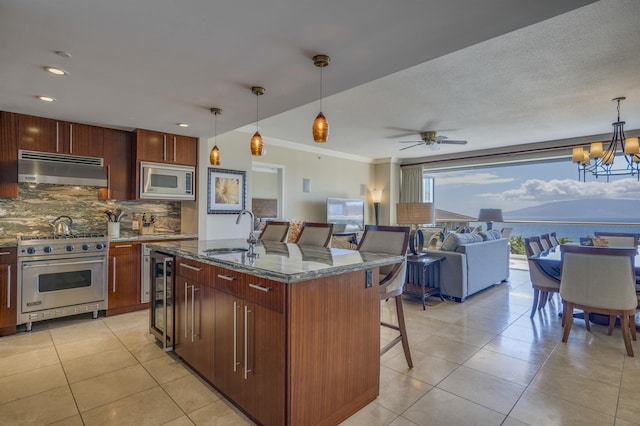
[213,269,285,426]
[0,248,17,336]
[107,242,144,316]
[100,128,134,200]
[0,112,18,198]
[17,114,104,157]
[174,257,215,381]
[136,129,197,166]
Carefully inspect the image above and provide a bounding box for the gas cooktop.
[19,233,105,241]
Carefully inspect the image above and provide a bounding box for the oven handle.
[22,259,106,269]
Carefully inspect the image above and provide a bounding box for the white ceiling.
[2,0,639,163]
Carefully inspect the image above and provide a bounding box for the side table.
[403,254,445,310]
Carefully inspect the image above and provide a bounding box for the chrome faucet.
[236,209,258,257]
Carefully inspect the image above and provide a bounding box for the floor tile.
[55,333,124,362]
[129,339,168,363]
[437,366,525,414]
[510,388,615,426]
[162,374,221,413]
[142,353,191,384]
[48,318,112,345]
[48,414,85,426]
[615,389,640,424]
[0,364,67,405]
[463,348,539,386]
[402,388,505,426]
[70,364,157,412]
[162,416,196,426]
[81,386,184,426]
[340,401,399,425]
[410,334,480,364]
[383,349,459,386]
[0,346,59,379]
[0,329,53,358]
[376,366,432,415]
[62,346,138,383]
[0,386,77,426]
[188,399,254,425]
[483,334,556,364]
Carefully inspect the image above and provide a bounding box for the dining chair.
[593,232,640,248]
[559,244,637,356]
[259,220,290,242]
[549,232,560,247]
[540,234,553,250]
[525,237,560,318]
[295,222,334,247]
[357,225,412,367]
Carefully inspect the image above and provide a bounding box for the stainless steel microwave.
[140,162,195,200]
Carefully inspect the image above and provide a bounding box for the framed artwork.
[207,168,246,214]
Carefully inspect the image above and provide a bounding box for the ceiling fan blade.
[398,140,424,144]
[399,143,424,151]
[439,140,467,145]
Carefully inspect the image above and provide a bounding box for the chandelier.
[572,97,640,182]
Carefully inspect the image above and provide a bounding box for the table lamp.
[477,208,503,231]
[371,189,382,225]
[396,202,435,255]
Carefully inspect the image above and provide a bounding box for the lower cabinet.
[107,243,143,315]
[213,271,285,426]
[174,259,215,381]
[0,248,17,336]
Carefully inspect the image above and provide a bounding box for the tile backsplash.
[0,184,181,238]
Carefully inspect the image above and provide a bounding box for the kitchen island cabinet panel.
[107,243,144,316]
[100,128,133,200]
[174,259,215,381]
[0,112,18,198]
[0,248,17,336]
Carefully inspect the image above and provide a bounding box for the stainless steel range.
[17,233,109,330]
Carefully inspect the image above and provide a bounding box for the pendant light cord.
[319,65,323,112]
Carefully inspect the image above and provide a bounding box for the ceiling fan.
[399,131,467,151]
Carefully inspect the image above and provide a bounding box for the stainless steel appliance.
[149,250,174,350]
[18,150,108,187]
[17,233,109,331]
[140,162,195,200]
[141,243,151,303]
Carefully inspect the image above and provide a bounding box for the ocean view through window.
[423,158,640,244]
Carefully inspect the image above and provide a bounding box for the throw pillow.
[487,229,502,240]
[440,232,484,251]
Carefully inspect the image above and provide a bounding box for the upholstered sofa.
[422,231,510,302]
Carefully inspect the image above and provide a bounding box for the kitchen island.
[148,239,403,426]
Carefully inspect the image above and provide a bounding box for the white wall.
[194,131,380,240]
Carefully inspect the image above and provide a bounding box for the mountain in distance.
[504,198,640,223]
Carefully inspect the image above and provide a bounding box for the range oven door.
[20,256,107,313]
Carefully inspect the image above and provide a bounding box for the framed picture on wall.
[207,168,246,214]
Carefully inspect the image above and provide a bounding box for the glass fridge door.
[149,251,174,350]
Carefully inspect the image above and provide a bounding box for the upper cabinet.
[17,114,104,157]
[136,129,197,166]
[0,112,18,198]
[100,128,134,200]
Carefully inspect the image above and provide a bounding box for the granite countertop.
[147,238,404,284]
[109,233,198,243]
[0,237,17,248]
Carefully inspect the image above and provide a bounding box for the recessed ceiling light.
[37,96,56,102]
[44,66,68,76]
[55,50,72,59]
[177,123,190,128]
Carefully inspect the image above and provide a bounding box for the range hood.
[18,150,108,187]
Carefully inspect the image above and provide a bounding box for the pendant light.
[312,54,330,143]
[250,86,265,156]
[209,107,222,166]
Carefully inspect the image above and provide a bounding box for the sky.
[428,155,640,217]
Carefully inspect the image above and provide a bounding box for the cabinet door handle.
[114,244,132,248]
[244,305,252,379]
[173,136,177,162]
[56,122,60,152]
[233,301,238,372]
[184,282,189,339]
[217,274,235,281]
[107,165,111,198]
[111,257,117,292]
[179,263,202,272]
[6,265,10,309]
[163,134,167,162]
[0,252,10,256]
[191,286,201,342]
[249,283,271,293]
[69,124,73,153]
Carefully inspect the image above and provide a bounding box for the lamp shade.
[589,141,603,158]
[624,137,640,155]
[477,208,504,223]
[250,131,263,156]
[572,147,584,163]
[396,203,435,226]
[371,189,382,204]
[209,145,220,165]
[312,112,329,142]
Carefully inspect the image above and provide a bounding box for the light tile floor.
[1,266,639,425]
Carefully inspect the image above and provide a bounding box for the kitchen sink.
[203,247,248,255]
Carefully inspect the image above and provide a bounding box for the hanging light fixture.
[209,107,222,166]
[572,97,640,182]
[312,54,330,143]
[250,86,265,156]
